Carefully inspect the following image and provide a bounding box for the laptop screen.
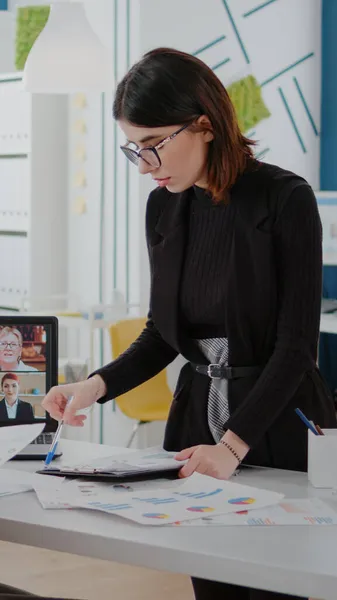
[0,317,58,427]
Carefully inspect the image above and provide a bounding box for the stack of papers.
[0,428,336,527]
[32,476,337,527]
[32,471,285,525]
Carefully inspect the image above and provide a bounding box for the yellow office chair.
[109,318,173,447]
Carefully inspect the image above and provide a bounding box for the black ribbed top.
[180,185,229,338]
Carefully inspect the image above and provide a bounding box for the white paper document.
[0,467,64,499]
[0,423,50,497]
[0,483,31,497]
[0,468,63,492]
[0,423,45,466]
[34,472,284,525]
[34,476,187,509]
[172,498,337,526]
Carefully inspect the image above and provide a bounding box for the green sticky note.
[15,5,50,71]
[227,75,271,133]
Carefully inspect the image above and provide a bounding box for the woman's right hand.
[42,375,106,426]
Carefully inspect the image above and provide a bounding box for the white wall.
[67,0,141,326]
[140,0,321,187]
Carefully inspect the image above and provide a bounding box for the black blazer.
[0,398,34,421]
[95,162,337,471]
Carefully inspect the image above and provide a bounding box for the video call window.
[0,325,47,373]
[0,325,48,422]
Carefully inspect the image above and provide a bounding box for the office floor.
[0,542,321,600]
[0,541,193,599]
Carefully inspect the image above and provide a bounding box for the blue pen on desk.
[295,408,319,435]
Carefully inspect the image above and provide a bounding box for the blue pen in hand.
[44,396,72,467]
[44,419,64,467]
[295,408,319,435]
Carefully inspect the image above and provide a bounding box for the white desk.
[1,440,337,600]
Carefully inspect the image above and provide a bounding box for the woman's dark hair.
[113,47,255,202]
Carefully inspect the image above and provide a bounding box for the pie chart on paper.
[228,497,256,505]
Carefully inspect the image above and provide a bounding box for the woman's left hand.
[175,443,241,480]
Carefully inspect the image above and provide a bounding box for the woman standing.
[43,48,337,600]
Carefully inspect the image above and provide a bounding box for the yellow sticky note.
[72,196,87,215]
[75,142,86,161]
[74,119,87,134]
[73,171,87,188]
[73,93,87,109]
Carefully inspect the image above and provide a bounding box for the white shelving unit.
[0,72,68,310]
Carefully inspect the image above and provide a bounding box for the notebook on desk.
[37,447,186,482]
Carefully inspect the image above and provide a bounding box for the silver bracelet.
[219,440,242,464]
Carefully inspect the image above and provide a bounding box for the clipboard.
[36,465,182,483]
[36,447,187,482]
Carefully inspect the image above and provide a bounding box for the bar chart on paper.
[173,498,337,526]
[45,474,284,525]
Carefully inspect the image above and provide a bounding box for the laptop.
[0,315,60,459]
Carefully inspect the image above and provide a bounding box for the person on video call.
[0,373,34,420]
[0,327,38,372]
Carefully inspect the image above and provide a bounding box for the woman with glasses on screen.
[43,48,337,600]
[0,327,38,372]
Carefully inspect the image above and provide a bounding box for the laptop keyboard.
[31,433,54,445]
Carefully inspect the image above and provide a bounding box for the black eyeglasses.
[120,123,189,168]
[0,342,19,349]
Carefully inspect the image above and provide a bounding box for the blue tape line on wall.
[0,1,8,10]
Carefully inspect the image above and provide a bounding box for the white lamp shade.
[22,2,113,93]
